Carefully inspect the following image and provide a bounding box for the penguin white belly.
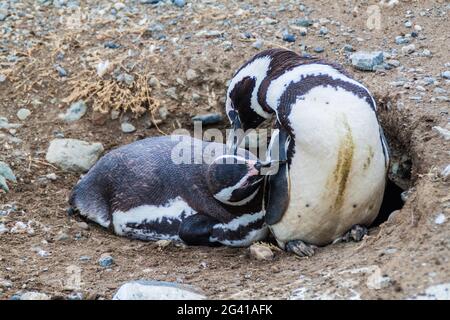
[271,86,387,246]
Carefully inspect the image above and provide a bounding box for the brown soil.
[0,0,449,299]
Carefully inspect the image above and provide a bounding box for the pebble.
[350,51,384,71]
[0,223,8,234]
[319,26,328,35]
[185,69,198,81]
[55,232,70,241]
[67,292,83,300]
[192,113,223,125]
[20,292,50,300]
[0,74,6,82]
[343,44,354,52]
[99,254,114,268]
[45,138,104,172]
[401,44,416,55]
[96,60,111,77]
[434,213,446,225]
[249,244,274,261]
[140,0,161,4]
[252,39,263,49]
[116,73,134,86]
[148,76,160,88]
[404,20,412,28]
[294,18,312,27]
[77,222,89,230]
[313,47,324,53]
[121,122,136,133]
[165,87,178,100]
[172,0,185,7]
[282,31,296,43]
[54,64,68,77]
[16,108,31,120]
[441,71,450,80]
[46,173,57,181]
[395,36,409,45]
[432,126,450,140]
[59,100,87,122]
[0,9,8,21]
[113,3,126,11]
[158,107,169,120]
[104,41,120,49]
[113,280,206,300]
[79,256,91,262]
[0,117,21,130]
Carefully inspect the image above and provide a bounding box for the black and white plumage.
[69,135,272,247]
[226,49,389,248]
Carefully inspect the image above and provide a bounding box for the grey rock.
[172,0,185,7]
[350,51,384,71]
[252,39,263,49]
[401,44,416,55]
[59,100,87,122]
[319,27,328,35]
[0,117,22,130]
[282,31,296,43]
[54,64,68,77]
[395,36,409,45]
[185,69,198,81]
[121,122,136,133]
[55,232,70,241]
[0,224,8,234]
[67,292,83,300]
[45,139,104,172]
[20,292,50,300]
[441,71,450,80]
[116,73,134,86]
[411,283,450,300]
[294,18,312,27]
[314,47,325,53]
[113,280,206,300]
[366,268,391,290]
[0,74,6,82]
[148,76,160,88]
[140,0,161,4]
[158,107,169,120]
[441,164,450,181]
[192,113,223,125]
[99,254,114,267]
[343,44,354,52]
[434,213,446,225]
[432,126,450,140]
[165,87,178,100]
[16,108,31,121]
[404,20,412,28]
[0,9,8,21]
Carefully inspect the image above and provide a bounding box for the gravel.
[121,122,136,133]
[350,51,384,71]
[59,100,87,122]
[16,108,31,121]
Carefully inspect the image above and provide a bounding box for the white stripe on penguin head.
[226,55,273,120]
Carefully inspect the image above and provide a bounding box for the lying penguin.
[70,135,280,247]
[225,49,389,256]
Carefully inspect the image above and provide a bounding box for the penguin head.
[206,155,269,206]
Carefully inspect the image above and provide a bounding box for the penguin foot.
[339,224,368,243]
[286,240,317,257]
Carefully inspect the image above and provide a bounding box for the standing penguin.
[69,135,279,247]
[225,49,389,256]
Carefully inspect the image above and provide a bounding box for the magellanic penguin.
[69,135,280,247]
[225,49,389,256]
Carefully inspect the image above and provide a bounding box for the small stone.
[412,283,450,300]
[441,165,450,181]
[165,87,178,100]
[314,47,325,53]
[395,36,409,45]
[17,108,31,121]
[116,73,134,86]
[192,113,223,125]
[54,64,68,77]
[67,292,83,300]
[420,49,432,57]
[111,110,120,120]
[113,280,206,300]
[59,100,87,122]
[55,232,70,241]
[140,0,161,3]
[99,254,114,268]
[414,25,422,31]
[404,20,412,28]
[0,161,16,193]
[158,107,169,120]
[350,51,384,71]
[45,173,57,180]
[401,44,416,55]
[96,60,111,77]
[0,9,8,21]
[20,292,50,300]
[77,222,89,230]
[282,31,296,43]
[121,122,136,133]
[432,126,450,140]
[185,69,198,81]
[249,244,274,261]
[343,44,354,52]
[0,279,12,288]
[434,213,446,225]
[441,71,450,80]
[172,0,185,7]
[252,39,263,49]
[113,3,126,11]
[0,74,6,82]
[294,18,312,27]
[79,256,91,262]
[0,224,8,234]
[156,240,172,248]
[104,41,120,49]
[46,139,104,172]
[319,26,328,35]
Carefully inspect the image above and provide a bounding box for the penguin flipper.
[179,214,221,247]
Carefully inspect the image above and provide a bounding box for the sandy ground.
[0,0,449,299]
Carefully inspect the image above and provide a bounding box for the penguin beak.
[265,128,291,226]
[227,115,244,155]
